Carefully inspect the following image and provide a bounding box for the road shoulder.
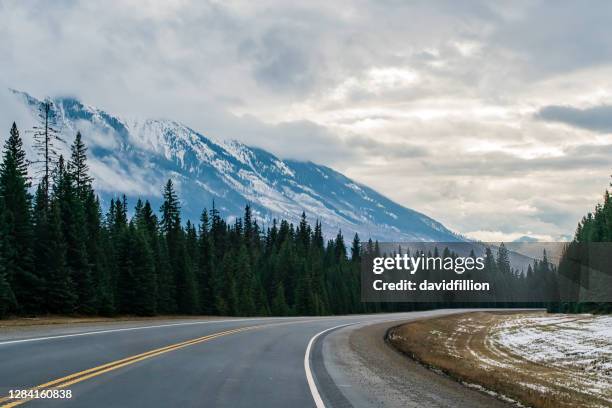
[321,316,511,408]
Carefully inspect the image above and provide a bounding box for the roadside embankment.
[388,311,612,408]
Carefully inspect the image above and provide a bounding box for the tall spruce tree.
[350,233,361,262]
[53,155,96,313]
[197,209,214,314]
[68,131,93,199]
[160,180,180,235]
[0,123,39,313]
[68,133,109,313]
[160,180,198,314]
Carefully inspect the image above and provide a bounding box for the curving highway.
[0,310,511,407]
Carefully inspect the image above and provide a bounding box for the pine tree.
[5,123,29,181]
[496,243,511,275]
[350,233,361,262]
[32,99,64,204]
[159,179,198,314]
[296,211,310,254]
[334,230,346,261]
[1,123,39,313]
[198,210,214,314]
[68,131,93,200]
[243,204,255,254]
[309,225,328,315]
[53,156,96,314]
[495,243,513,304]
[160,180,181,235]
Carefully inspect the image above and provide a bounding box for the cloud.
[199,113,357,165]
[0,87,37,147]
[241,27,316,92]
[89,156,163,198]
[488,1,612,78]
[535,104,612,133]
[350,135,429,159]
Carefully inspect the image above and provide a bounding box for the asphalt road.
[0,310,512,407]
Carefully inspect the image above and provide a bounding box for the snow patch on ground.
[492,314,612,403]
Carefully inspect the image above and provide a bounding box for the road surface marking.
[0,325,260,407]
[304,323,356,408]
[0,317,338,407]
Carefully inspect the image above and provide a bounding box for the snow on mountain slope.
[7,89,462,242]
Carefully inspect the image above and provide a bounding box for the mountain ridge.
[7,89,462,242]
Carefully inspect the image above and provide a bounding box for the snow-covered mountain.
[7,89,462,242]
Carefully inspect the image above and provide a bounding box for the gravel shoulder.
[322,311,512,408]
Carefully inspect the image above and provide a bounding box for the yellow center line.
[0,324,262,407]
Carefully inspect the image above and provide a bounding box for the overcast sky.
[2,0,612,241]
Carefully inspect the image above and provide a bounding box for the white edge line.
[0,317,300,346]
[304,322,358,408]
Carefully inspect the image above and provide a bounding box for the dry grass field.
[388,311,612,408]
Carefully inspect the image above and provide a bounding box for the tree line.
[1,104,598,317]
[0,118,375,317]
[0,118,553,318]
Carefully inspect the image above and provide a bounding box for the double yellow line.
[0,324,261,407]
